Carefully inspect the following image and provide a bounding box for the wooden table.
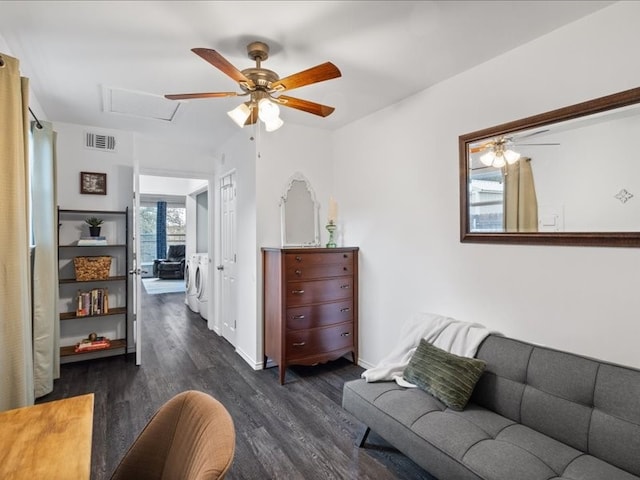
[0,393,94,480]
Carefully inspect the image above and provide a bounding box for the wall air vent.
[85,132,117,152]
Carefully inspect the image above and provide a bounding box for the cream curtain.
[504,157,538,232]
[0,53,34,410]
[31,120,59,398]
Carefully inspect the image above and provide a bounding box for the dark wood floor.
[39,289,435,480]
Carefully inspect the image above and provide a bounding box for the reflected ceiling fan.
[470,130,559,168]
[165,41,341,131]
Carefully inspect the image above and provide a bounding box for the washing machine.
[185,254,200,313]
[196,254,209,320]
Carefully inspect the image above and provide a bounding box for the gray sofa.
[343,334,640,480]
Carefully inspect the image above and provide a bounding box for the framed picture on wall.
[80,171,107,195]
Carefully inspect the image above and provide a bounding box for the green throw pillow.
[403,339,486,411]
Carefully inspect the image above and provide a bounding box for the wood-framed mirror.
[280,172,320,247]
[459,86,640,247]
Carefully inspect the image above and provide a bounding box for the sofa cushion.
[589,409,640,478]
[561,454,639,480]
[472,336,532,422]
[590,364,640,477]
[403,340,486,410]
[463,438,557,480]
[411,406,511,460]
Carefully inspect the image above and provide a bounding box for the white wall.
[55,122,134,211]
[333,1,640,369]
[213,129,257,363]
[256,123,335,249]
[139,175,206,196]
[53,121,135,350]
[212,123,334,368]
[529,114,640,231]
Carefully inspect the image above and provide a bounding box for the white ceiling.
[0,1,615,153]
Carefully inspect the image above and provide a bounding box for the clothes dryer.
[185,254,200,313]
[196,254,209,320]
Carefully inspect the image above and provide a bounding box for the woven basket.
[74,256,112,281]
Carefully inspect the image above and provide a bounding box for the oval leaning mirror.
[459,86,640,247]
[280,173,320,247]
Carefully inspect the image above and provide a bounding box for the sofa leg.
[356,426,371,447]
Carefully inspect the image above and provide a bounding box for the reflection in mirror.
[460,86,640,247]
[280,173,320,247]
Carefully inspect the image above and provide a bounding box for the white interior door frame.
[136,166,215,350]
[132,154,142,365]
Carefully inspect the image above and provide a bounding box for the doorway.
[134,173,211,363]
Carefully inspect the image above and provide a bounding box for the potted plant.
[85,216,104,237]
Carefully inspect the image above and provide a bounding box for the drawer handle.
[343,254,348,258]
[340,284,350,289]
[340,307,351,313]
[292,315,305,319]
[292,289,305,295]
[295,269,302,276]
[292,342,306,347]
[341,332,351,337]
[295,256,302,262]
[343,267,348,271]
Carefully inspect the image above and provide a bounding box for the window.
[469,169,504,232]
[139,203,186,263]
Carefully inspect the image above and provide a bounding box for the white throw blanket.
[361,312,496,386]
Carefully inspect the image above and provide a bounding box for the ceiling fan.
[470,130,559,168]
[165,41,341,131]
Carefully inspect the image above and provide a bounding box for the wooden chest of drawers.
[262,247,359,384]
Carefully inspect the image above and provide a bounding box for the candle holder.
[325,220,337,248]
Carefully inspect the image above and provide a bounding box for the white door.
[219,172,237,345]
[131,161,143,365]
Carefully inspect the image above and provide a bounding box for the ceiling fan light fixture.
[492,154,506,168]
[258,98,280,122]
[227,102,252,127]
[480,151,496,167]
[504,149,521,164]
[264,116,284,132]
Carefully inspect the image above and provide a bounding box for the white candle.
[328,197,338,224]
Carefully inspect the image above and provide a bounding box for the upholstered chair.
[110,390,235,480]
[154,244,186,279]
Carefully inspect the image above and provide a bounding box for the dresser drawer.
[286,300,353,330]
[286,323,354,360]
[285,251,354,267]
[286,262,353,280]
[286,277,353,306]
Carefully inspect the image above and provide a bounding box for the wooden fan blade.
[271,62,341,92]
[165,92,238,100]
[192,48,255,88]
[276,95,335,117]
[470,140,495,154]
[469,146,486,154]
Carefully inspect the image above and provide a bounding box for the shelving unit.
[57,208,129,363]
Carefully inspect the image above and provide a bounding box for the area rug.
[142,278,186,295]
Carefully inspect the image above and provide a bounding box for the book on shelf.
[76,288,109,317]
[77,236,108,246]
[74,337,111,353]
